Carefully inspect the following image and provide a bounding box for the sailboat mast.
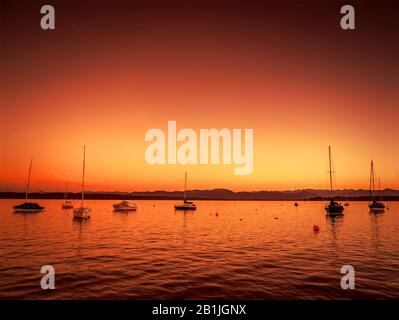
[26,158,33,201]
[370,160,375,201]
[184,172,187,202]
[81,146,86,206]
[64,179,69,201]
[369,160,372,200]
[328,146,333,191]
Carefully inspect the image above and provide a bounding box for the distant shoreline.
[1,191,399,201]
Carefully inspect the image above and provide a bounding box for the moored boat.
[73,205,91,219]
[175,172,196,211]
[324,146,344,216]
[368,200,385,212]
[62,179,74,209]
[325,199,344,215]
[113,200,137,211]
[344,190,350,206]
[13,158,45,213]
[73,146,91,219]
[14,202,44,213]
[62,200,74,209]
[368,161,385,213]
[175,200,196,211]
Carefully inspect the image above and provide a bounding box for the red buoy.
[313,224,320,232]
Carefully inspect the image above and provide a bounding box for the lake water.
[0,199,398,299]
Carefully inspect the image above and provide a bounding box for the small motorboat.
[113,200,137,212]
[344,201,350,206]
[294,202,299,207]
[62,200,74,209]
[325,200,344,216]
[14,202,44,213]
[73,206,91,219]
[175,200,196,211]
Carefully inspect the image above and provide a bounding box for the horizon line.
[1,187,398,194]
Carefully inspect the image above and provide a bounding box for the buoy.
[216,213,219,217]
[313,225,320,232]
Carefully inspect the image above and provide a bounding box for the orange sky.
[0,0,398,192]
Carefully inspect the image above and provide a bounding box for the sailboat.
[293,185,299,206]
[368,160,385,213]
[174,172,196,211]
[62,179,74,209]
[344,190,350,206]
[324,146,344,215]
[73,146,91,219]
[13,158,45,213]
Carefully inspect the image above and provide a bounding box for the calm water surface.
[0,200,398,299]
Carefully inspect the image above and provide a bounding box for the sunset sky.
[0,0,398,192]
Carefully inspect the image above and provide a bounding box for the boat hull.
[13,208,44,213]
[326,211,344,216]
[114,207,137,212]
[369,208,385,213]
[175,205,196,211]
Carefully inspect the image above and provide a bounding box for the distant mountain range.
[1,188,399,200]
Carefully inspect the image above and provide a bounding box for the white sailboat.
[13,158,45,212]
[62,179,74,209]
[324,146,344,216]
[174,172,196,211]
[368,160,385,213]
[73,146,91,219]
